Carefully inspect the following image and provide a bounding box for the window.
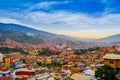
[110,60,114,64]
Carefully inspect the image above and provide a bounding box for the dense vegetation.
[95,65,116,80]
[0,47,28,54]
[0,29,43,44]
[38,48,52,56]
[38,47,100,56]
[74,47,100,55]
[37,60,68,67]
[38,48,60,56]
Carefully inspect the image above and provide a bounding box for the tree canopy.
[0,47,28,54]
[74,47,100,55]
[95,65,116,80]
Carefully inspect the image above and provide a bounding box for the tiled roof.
[0,77,12,80]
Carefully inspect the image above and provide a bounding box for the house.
[4,57,11,68]
[0,53,3,62]
[103,54,120,73]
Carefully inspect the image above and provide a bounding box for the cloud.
[27,1,58,11]
[1,10,120,38]
[25,1,69,12]
[0,18,21,24]
[0,0,120,38]
[22,11,120,29]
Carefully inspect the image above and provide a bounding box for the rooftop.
[103,54,120,60]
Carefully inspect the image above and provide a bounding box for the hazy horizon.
[0,0,120,39]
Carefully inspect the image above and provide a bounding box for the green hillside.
[0,29,43,44]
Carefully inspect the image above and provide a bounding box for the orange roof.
[0,77,13,80]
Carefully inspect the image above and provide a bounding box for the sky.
[0,0,120,39]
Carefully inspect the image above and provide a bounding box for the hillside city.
[0,43,120,80]
[0,0,120,80]
[0,21,120,80]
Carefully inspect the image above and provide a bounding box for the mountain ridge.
[0,22,120,45]
[0,29,43,44]
[98,34,120,43]
[0,22,56,37]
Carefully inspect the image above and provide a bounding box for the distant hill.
[0,23,82,48]
[0,22,119,48]
[98,34,120,43]
[0,29,43,44]
[0,23,89,43]
[0,23,56,37]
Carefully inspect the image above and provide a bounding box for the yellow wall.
[46,59,52,64]
[4,58,10,68]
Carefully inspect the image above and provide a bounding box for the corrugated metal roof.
[103,54,120,59]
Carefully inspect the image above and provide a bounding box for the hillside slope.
[98,34,120,43]
[0,29,43,44]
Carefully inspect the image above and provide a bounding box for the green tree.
[20,59,25,63]
[0,47,28,54]
[37,62,43,66]
[74,49,88,55]
[95,65,116,80]
[88,47,100,51]
[39,48,52,56]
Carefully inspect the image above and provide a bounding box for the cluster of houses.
[0,45,120,80]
